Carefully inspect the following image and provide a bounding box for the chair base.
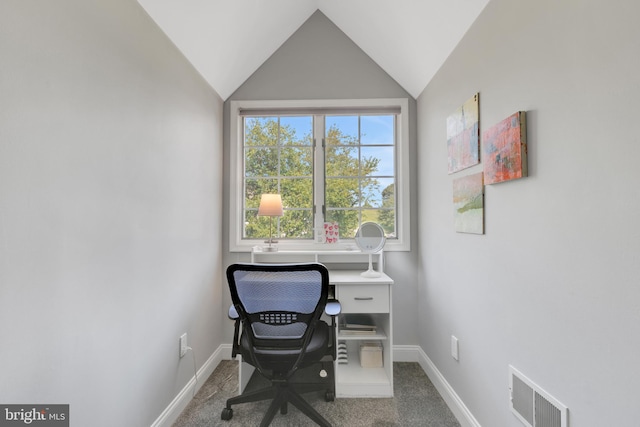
[222,365,334,427]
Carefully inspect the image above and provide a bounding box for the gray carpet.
[172,360,460,427]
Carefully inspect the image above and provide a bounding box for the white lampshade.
[258,194,283,217]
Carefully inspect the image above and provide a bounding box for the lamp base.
[262,246,278,252]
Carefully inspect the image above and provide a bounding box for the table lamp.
[258,194,283,252]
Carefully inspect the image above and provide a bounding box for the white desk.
[237,269,394,398]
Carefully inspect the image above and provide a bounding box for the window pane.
[360,177,379,208]
[280,116,312,146]
[326,146,358,177]
[280,147,312,176]
[361,146,394,177]
[245,148,278,177]
[380,181,395,208]
[361,209,379,224]
[362,177,394,208]
[281,210,313,239]
[378,209,396,237]
[361,115,394,145]
[281,178,313,209]
[326,178,360,208]
[244,210,265,239]
[326,116,358,145]
[245,117,278,147]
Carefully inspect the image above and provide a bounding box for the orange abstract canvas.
[447,93,480,174]
[483,112,528,185]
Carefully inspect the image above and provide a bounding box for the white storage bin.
[359,341,383,368]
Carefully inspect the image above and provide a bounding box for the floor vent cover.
[509,366,568,427]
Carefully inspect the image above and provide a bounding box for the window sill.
[230,239,409,252]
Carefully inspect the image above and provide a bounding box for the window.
[243,116,315,240]
[324,114,396,238]
[230,99,410,251]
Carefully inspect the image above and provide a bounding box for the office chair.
[222,263,341,427]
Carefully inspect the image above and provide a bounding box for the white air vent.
[509,366,568,427]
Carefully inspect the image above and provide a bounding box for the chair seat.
[240,321,330,373]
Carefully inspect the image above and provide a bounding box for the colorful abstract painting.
[483,111,528,184]
[447,93,480,174]
[453,172,484,234]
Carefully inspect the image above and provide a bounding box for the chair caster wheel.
[325,391,335,402]
[221,408,233,420]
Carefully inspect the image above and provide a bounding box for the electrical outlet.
[451,335,459,361]
[180,333,188,358]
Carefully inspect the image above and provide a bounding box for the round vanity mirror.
[354,222,386,277]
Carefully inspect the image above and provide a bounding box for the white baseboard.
[394,345,481,427]
[393,344,422,362]
[150,344,231,427]
[152,344,478,427]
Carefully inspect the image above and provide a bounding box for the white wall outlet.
[179,333,188,358]
[451,335,459,361]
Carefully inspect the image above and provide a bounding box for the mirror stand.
[361,253,382,278]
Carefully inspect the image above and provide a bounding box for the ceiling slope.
[137,0,318,100]
[137,0,489,100]
[318,0,490,98]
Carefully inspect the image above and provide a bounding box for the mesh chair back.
[227,263,329,342]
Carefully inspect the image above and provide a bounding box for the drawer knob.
[354,297,374,300]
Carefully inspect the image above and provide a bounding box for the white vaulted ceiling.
[137,0,490,100]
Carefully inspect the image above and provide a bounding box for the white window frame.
[229,98,410,252]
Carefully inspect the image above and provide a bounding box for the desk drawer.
[338,285,389,313]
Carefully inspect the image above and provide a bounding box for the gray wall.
[417,0,640,425]
[223,11,420,345]
[0,1,224,426]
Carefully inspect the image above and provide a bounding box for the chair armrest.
[325,299,341,360]
[228,305,239,320]
[325,299,341,317]
[228,305,241,358]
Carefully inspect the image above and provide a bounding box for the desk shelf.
[335,341,392,397]
[250,248,385,275]
[338,316,388,341]
[338,331,388,341]
[337,364,390,385]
